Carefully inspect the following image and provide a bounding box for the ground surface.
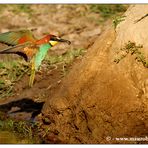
[39,5,148,144]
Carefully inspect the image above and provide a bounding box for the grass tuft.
[90,4,128,19]
[114,41,148,68]
[0,60,29,98]
[0,112,41,143]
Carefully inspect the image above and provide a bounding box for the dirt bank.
[42,5,148,144]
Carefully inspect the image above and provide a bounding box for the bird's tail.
[29,61,36,87]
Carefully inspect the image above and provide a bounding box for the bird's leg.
[29,62,36,87]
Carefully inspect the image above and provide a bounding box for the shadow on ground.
[0,98,44,121]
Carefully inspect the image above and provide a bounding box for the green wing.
[34,43,52,71]
[0,30,36,46]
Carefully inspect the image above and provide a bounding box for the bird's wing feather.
[0,30,36,46]
[0,42,31,52]
[0,43,37,61]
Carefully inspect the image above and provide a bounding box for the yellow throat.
[49,41,58,46]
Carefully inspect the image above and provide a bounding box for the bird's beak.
[50,36,71,45]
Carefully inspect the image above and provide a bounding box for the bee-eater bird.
[0,30,71,87]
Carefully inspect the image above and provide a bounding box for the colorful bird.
[0,29,71,87]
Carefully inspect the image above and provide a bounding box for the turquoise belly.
[34,43,51,71]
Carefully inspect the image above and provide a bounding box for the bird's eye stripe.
[49,42,53,47]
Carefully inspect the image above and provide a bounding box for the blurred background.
[0,4,128,51]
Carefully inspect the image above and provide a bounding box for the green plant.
[0,113,41,143]
[12,4,33,13]
[114,41,148,68]
[90,4,128,19]
[113,15,126,29]
[6,4,34,19]
[0,60,29,98]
